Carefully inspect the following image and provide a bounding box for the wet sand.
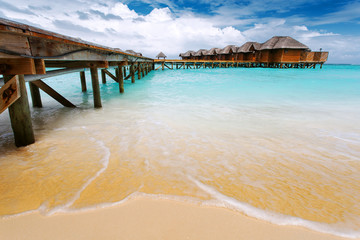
[0,198,353,240]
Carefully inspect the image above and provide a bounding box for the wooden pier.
[154,59,325,70]
[0,18,154,147]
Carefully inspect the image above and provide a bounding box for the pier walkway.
[0,18,154,147]
[154,59,325,70]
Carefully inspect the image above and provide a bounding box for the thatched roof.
[237,42,261,53]
[194,49,208,57]
[156,52,167,58]
[179,50,196,57]
[204,48,222,55]
[125,49,142,56]
[219,45,237,54]
[259,36,309,50]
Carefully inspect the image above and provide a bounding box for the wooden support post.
[162,62,164,70]
[90,67,102,108]
[145,64,148,75]
[32,80,76,108]
[101,69,106,84]
[29,82,42,108]
[123,67,127,78]
[80,71,87,92]
[141,64,145,77]
[138,63,141,79]
[130,63,135,83]
[4,75,35,147]
[117,64,124,93]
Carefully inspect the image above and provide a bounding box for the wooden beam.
[29,82,42,107]
[137,63,141,80]
[90,67,102,108]
[0,58,36,75]
[45,60,109,68]
[34,59,46,74]
[101,69,106,84]
[80,71,87,92]
[117,64,124,93]
[0,75,20,114]
[131,63,135,83]
[103,69,118,82]
[3,75,35,147]
[32,80,76,108]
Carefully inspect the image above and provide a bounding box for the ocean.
[0,65,359,238]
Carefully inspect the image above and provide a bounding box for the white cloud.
[0,0,359,63]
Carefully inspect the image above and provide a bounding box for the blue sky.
[1,0,360,63]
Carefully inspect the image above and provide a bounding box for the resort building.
[256,36,309,63]
[236,42,261,61]
[178,36,328,66]
[218,45,237,60]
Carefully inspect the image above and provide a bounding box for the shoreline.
[0,197,355,240]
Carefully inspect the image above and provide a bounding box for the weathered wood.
[101,69,106,84]
[45,60,109,69]
[137,63,141,80]
[34,59,46,74]
[131,63,135,83]
[32,80,76,108]
[103,69,118,82]
[141,64,145,77]
[90,67,102,108]
[117,64,124,93]
[0,58,36,75]
[3,75,35,147]
[0,76,20,114]
[80,71,87,92]
[29,82,42,108]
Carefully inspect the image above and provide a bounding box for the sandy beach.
[0,198,353,240]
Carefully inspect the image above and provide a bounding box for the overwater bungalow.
[204,48,221,60]
[193,49,208,60]
[179,50,196,60]
[236,42,261,61]
[156,52,167,59]
[256,36,309,63]
[218,45,237,60]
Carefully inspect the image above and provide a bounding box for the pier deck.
[154,59,325,70]
[0,18,154,147]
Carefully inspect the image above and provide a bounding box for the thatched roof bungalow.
[204,48,221,60]
[193,49,208,60]
[236,42,261,61]
[156,52,167,59]
[219,45,237,60]
[179,50,196,60]
[256,36,309,63]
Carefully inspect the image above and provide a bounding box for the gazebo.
[156,52,167,59]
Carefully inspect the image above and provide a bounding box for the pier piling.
[80,71,87,92]
[4,75,35,147]
[90,67,102,108]
[29,82,42,108]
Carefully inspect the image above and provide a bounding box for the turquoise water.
[0,65,360,238]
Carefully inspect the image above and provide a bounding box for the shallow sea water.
[0,65,360,238]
